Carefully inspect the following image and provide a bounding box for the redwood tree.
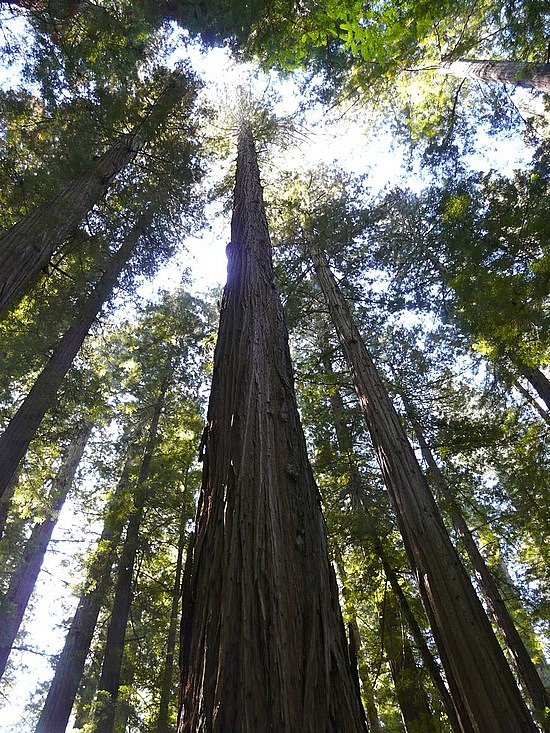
[178,124,366,732]
[399,391,550,731]
[90,360,173,733]
[310,244,538,733]
[0,422,91,680]
[437,59,550,93]
[0,72,188,317]
[35,462,129,732]
[0,213,152,501]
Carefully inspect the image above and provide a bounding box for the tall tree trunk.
[0,213,152,501]
[513,377,549,420]
[0,423,91,680]
[310,246,537,733]
[437,59,550,93]
[333,554,381,733]
[0,72,188,316]
[377,552,463,732]
[322,364,462,732]
[91,365,172,733]
[402,396,550,731]
[380,592,438,733]
[519,365,550,412]
[178,125,366,733]
[157,495,189,733]
[34,447,137,733]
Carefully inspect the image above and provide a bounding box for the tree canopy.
[0,1,549,731]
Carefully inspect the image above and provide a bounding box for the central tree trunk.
[178,125,366,733]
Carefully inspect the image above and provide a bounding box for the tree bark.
[402,396,550,732]
[437,59,550,93]
[91,364,172,733]
[178,125,366,733]
[310,246,538,733]
[519,365,550,412]
[0,423,91,680]
[0,213,152,502]
[157,495,189,733]
[513,378,549,420]
[35,448,136,733]
[0,72,188,316]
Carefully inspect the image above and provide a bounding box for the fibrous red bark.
[178,125,366,733]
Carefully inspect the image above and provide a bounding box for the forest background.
[0,1,549,732]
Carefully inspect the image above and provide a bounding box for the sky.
[0,10,544,732]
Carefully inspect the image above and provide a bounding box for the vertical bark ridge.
[179,125,366,733]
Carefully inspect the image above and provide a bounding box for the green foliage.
[1,1,549,728]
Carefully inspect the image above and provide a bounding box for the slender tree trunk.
[513,378,549,420]
[333,554,381,733]
[402,398,550,731]
[322,367,462,732]
[91,365,172,733]
[380,592,438,733]
[519,365,550,411]
[437,59,550,93]
[0,213,152,502]
[178,125,366,733]
[0,73,188,316]
[157,496,189,733]
[35,448,137,733]
[310,246,537,733]
[0,423,91,680]
[377,552,464,732]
